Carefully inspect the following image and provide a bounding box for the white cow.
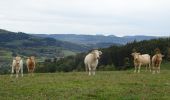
[84,50,102,75]
[131,52,151,73]
[11,56,23,78]
[152,53,164,74]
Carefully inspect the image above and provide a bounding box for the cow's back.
[139,54,150,64]
[84,53,98,67]
[84,54,94,64]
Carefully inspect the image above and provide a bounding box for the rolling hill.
[33,34,158,45]
[0,29,90,52]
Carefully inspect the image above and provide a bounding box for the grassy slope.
[0,50,12,61]
[0,64,170,100]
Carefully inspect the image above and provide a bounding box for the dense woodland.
[36,38,170,72]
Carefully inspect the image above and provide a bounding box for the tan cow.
[152,53,164,74]
[131,52,151,73]
[84,50,102,75]
[26,56,36,76]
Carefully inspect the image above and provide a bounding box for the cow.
[152,53,164,74]
[26,56,36,76]
[131,52,151,73]
[11,56,23,78]
[84,50,102,75]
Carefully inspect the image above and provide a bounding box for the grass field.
[0,68,170,100]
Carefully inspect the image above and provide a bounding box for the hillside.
[0,29,95,62]
[0,29,89,73]
[43,37,170,73]
[33,34,157,45]
[0,29,90,52]
[0,69,170,99]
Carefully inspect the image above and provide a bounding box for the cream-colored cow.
[11,56,23,78]
[84,50,102,75]
[131,52,151,73]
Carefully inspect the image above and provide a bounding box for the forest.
[36,38,170,72]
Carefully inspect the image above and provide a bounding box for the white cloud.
[0,0,170,36]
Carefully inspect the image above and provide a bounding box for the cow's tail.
[85,63,88,72]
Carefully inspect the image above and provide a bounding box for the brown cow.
[26,56,36,76]
[152,53,164,74]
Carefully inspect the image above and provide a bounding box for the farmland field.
[0,65,170,100]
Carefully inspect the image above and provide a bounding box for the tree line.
[36,38,170,72]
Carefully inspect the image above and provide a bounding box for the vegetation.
[0,68,170,99]
[0,29,90,59]
[0,29,170,74]
[37,38,170,73]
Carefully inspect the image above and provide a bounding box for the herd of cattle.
[11,56,35,78]
[10,49,164,77]
[84,49,164,75]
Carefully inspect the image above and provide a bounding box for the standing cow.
[131,52,151,73]
[152,53,164,74]
[26,56,36,76]
[84,50,102,75]
[11,56,23,78]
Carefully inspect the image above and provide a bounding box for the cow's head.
[15,56,21,65]
[131,52,140,61]
[92,50,102,59]
[156,54,164,59]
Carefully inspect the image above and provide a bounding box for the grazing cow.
[26,56,36,76]
[131,52,151,73]
[84,50,102,75]
[11,56,23,78]
[152,53,164,74]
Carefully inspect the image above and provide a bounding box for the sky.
[0,0,170,36]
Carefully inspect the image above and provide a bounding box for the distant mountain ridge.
[33,34,158,45]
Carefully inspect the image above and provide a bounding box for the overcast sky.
[0,0,170,36]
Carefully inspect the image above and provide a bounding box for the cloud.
[0,0,170,36]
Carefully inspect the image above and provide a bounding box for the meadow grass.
[0,69,170,100]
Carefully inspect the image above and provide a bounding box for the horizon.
[0,29,170,37]
[0,0,170,37]
[0,28,166,37]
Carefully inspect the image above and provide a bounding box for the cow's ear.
[162,55,164,57]
[91,50,95,54]
[131,53,134,56]
[99,51,102,55]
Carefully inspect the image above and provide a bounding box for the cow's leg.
[149,63,151,72]
[88,65,91,76]
[152,66,155,74]
[152,62,155,74]
[16,69,19,78]
[31,70,34,76]
[21,65,23,77]
[85,64,88,72]
[157,63,161,73]
[138,64,141,73]
[134,64,137,73]
[92,67,96,75]
[145,65,148,72]
[10,66,14,77]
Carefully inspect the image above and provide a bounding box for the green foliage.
[53,38,170,72]
[100,38,170,69]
